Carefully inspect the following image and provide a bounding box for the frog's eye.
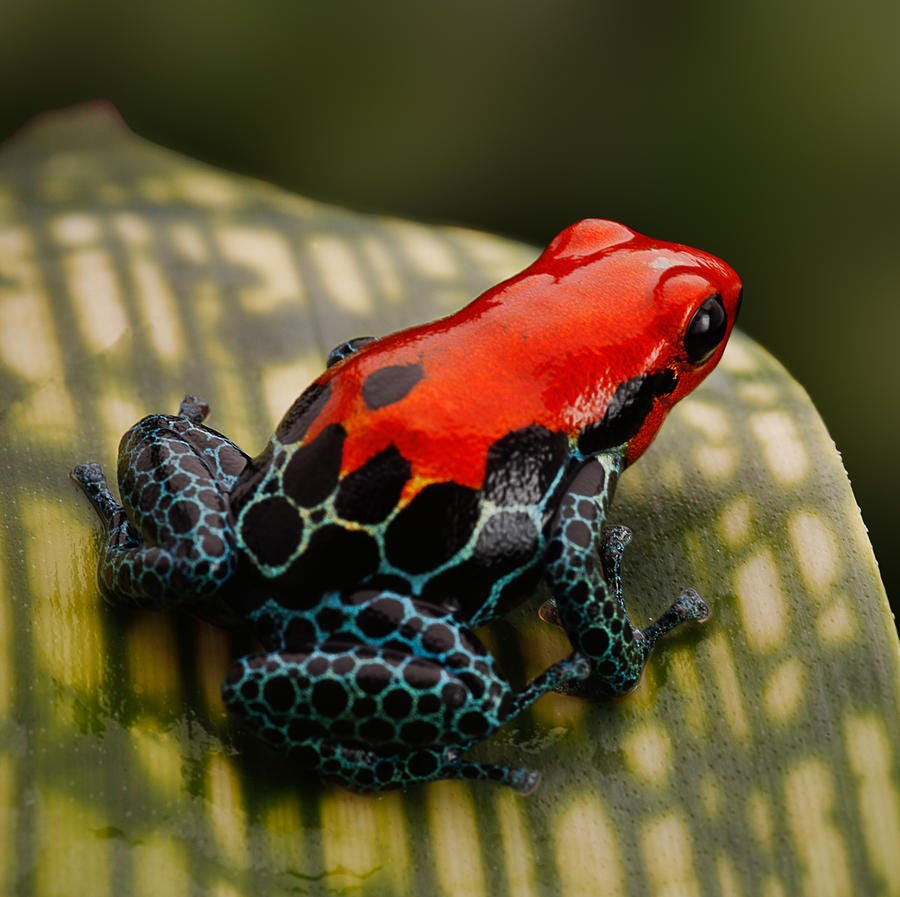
[684,294,727,365]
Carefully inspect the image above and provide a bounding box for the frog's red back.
[296,220,742,496]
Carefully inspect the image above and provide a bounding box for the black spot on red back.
[361,363,423,410]
[335,445,411,524]
[474,511,539,567]
[419,511,541,619]
[239,496,304,567]
[282,423,346,508]
[276,381,332,445]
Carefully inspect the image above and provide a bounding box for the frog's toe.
[71,461,131,529]
[638,587,711,655]
[71,461,104,484]
[443,753,542,794]
[71,462,114,504]
[672,587,711,623]
[602,524,633,548]
[178,395,211,423]
[510,767,542,795]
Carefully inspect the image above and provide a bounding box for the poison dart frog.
[73,219,742,794]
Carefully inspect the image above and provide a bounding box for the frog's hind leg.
[223,594,588,793]
[72,396,249,609]
[222,643,585,794]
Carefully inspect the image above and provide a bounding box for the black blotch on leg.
[327,336,376,367]
[483,426,568,506]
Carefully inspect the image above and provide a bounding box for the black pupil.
[684,294,727,364]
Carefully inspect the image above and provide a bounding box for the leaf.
[0,104,897,897]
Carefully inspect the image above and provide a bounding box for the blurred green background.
[1,1,896,606]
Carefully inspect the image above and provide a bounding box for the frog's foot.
[72,462,129,528]
[558,588,711,701]
[441,751,542,794]
[598,522,709,632]
[74,461,174,605]
[178,395,210,424]
[338,745,541,794]
[643,588,711,640]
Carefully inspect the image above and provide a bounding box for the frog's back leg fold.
[223,593,588,792]
[72,398,248,609]
[222,643,536,793]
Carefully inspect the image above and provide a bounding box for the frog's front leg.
[326,336,376,367]
[545,456,709,698]
[222,593,587,793]
[72,396,249,608]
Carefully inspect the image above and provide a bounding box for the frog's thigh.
[223,641,512,747]
[222,639,526,790]
[103,413,239,604]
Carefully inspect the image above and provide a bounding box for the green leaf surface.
[0,105,897,897]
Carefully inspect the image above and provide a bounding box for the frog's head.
[622,247,743,463]
[534,219,743,465]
